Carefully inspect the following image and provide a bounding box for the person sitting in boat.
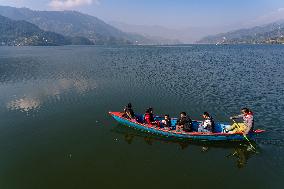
[226,108,254,135]
[161,114,171,128]
[144,107,160,126]
[123,103,135,120]
[144,108,154,124]
[176,112,192,132]
[198,112,215,132]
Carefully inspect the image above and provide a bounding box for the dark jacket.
[124,107,135,119]
[177,116,192,132]
[162,118,171,127]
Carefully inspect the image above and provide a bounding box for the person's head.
[145,108,150,113]
[202,112,210,119]
[180,112,186,117]
[241,108,250,114]
[148,107,153,113]
[164,114,169,120]
[127,103,132,108]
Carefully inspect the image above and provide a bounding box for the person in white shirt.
[198,112,215,132]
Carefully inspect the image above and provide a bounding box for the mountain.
[109,21,228,44]
[0,15,93,46]
[0,6,153,45]
[109,21,182,44]
[197,20,284,44]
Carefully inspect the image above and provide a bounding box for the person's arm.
[176,119,181,126]
[124,107,127,113]
[144,115,150,124]
[167,120,171,127]
[126,111,133,119]
[230,114,243,120]
[180,119,186,126]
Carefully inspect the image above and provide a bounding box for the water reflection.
[5,77,97,113]
[226,145,256,169]
[53,78,97,95]
[144,137,154,146]
[6,97,41,112]
[124,133,134,144]
[112,124,258,169]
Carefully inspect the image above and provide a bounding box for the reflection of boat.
[111,122,258,169]
[109,112,265,141]
[226,147,255,169]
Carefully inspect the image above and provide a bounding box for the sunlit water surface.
[0,45,283,189]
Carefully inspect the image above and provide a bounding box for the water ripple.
[0,45,283,139]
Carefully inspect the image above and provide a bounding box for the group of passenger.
[122,103,254,135]
[123,103,215,133]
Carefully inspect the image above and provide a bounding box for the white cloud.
[48,0,100,10]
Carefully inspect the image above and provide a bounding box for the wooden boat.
[109,112,265,141]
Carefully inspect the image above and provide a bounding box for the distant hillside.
[109,21,182,44]
[0,6,153,45]
[198,21,284,44]
[0,15,93,46]
[109,21,230,44]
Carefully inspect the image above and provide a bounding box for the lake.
[0,45,283,189]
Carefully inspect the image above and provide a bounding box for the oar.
[226,151,237,158]
[231,119,256,151]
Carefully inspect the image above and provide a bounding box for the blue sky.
[1,0,284,28]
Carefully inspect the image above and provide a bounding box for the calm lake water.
[0,45,283,189]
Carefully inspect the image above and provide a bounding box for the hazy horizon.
[1,0,284,42]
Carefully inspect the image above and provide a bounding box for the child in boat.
[176,112,192,132]
[161,114,171,128]
[123,103,135,120]
[225,108,254,135]
[198,112,215,132]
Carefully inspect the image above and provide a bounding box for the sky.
[1,0,284,29]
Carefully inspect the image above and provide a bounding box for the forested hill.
[197,21,284,44]
[0,15,93,46]
[0,6,154,45]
